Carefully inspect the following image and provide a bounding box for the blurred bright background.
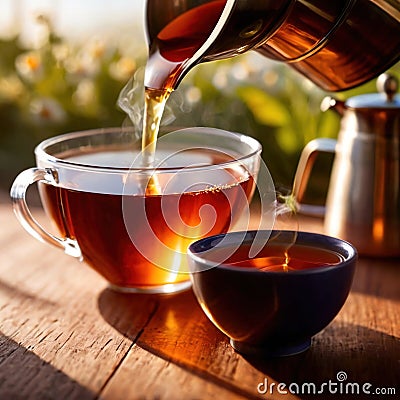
[0,0,399,202]
[0,0,146,45]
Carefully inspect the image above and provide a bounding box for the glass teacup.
[10,127,261,294]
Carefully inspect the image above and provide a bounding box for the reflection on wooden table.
[0,201,398,399]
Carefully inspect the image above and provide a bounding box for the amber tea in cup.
[11,127,261,294]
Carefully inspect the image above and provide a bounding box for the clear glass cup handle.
[10,167,82,259]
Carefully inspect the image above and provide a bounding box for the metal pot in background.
[293,74,400,257]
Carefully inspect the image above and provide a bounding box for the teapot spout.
[320,96,346,115]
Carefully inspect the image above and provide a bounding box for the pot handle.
[292,138,337,216]
[10,167,82,259]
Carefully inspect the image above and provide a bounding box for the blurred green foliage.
[1,16,399,196]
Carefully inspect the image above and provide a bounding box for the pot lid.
[345,73,400,109]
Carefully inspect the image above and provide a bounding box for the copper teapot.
[293,74,400,257]
[145,0,400,91]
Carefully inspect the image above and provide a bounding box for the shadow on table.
[98,288,399,400]
[0,335,94,400]
[97,288,221,357]
[0,278,57,308]
[98,288,258,398]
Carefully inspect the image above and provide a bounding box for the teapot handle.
[292,138,337,216]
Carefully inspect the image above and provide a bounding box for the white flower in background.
[262,69,279,88]
[231,62,250,82]
[72,79,97,107]
[212,65,230,90]
[64,39,106,83]
[33,14,52,48]
[0,75,25,102]
[109,56,137,82]
[185,86,202,104]
[15,51,44,82]
[52,43,71,64]
[30,97,66,124]
[211,61,252,94]
[64,53,100,83]
[86,38,106,60]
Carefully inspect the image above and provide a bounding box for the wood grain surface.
[0,200,398,400]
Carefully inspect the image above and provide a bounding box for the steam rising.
[117,67,178,135]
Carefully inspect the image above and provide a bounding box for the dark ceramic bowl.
[187,230,357,357]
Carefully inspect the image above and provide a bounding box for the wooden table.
[0,200,398,399]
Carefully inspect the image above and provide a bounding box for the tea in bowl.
[187,230,357,357]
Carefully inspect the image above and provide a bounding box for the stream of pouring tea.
[140,0,227,194]
[119,0,302,267]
